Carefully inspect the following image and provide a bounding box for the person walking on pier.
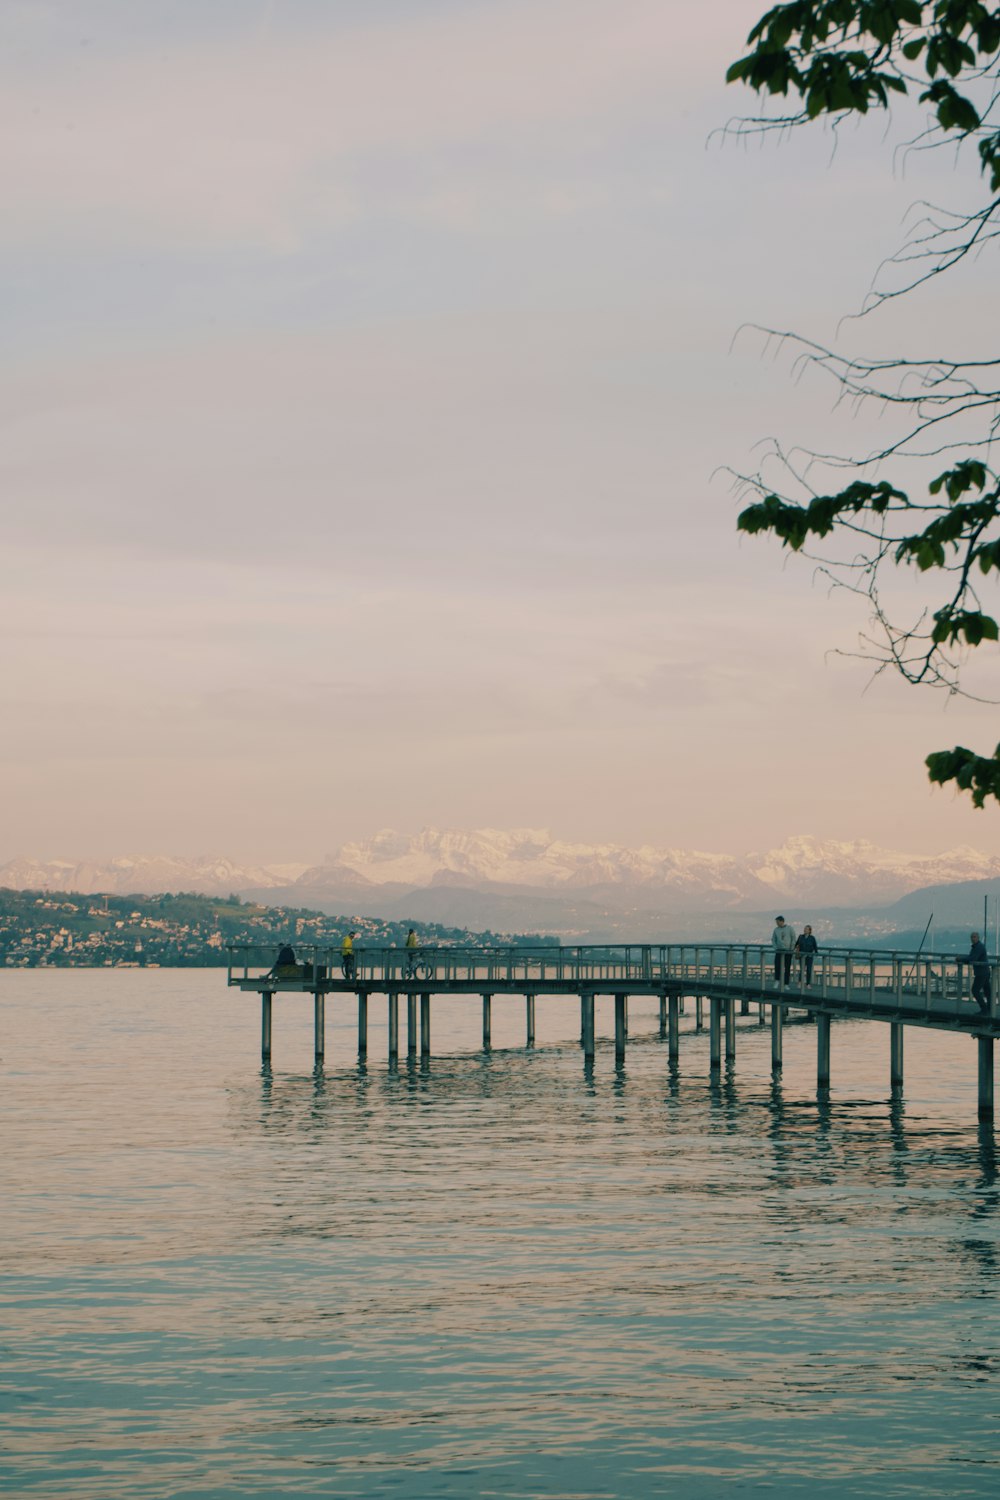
[796,925,818,988]
[404,927,418,979]
[341,930,357,982]
[970,932,992,1016]
[772,916,795,986]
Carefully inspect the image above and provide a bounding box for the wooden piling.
[582,992,595,1059]
[261,991,272,1064]
[387,992,398,1063]
[771,1002,783,1072]
[407,993,417,1057]
[890,1022,903,1089]
[817,1013,831,1092]
[526,994,536,1047]
[696,996,704,1032]
[482,994,492,1051]
[979,1035,994,1121]
[314,992,325,1066]
[614,993,626,1061]
[420,993,431,1058]
[659,994,667,1039]
[710,998,721,1071]
[725,997,736,1063]
[357,991,368,1060]
[667,994,679,1064]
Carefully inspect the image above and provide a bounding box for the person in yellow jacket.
[341,930,357,981]
[404,927,418,978]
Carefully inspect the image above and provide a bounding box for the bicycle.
[404,956,434,982]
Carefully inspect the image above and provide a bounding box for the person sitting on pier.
[772,916,796,986]
[341,931,357,981]
[970,933,992,1016]
[271,942,299,981]
[795,925,818,989]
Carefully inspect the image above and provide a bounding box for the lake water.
[3,969,999,1498]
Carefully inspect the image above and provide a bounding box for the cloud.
[0,0,740,253]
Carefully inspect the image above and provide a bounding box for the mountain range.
[2,829,999,940]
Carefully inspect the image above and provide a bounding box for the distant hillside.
[0,889,553,969]
[881,878,1000,933]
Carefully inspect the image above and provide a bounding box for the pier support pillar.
[709,998,721,1072]
[614,994,626,1062]
[759,1001,766,1025]
[387,992,398,1063]
[979,1036,994,1121]
[482,994,492,1051]
[420,993,431,1059]
[261,991,272,1064]
[668,994,679,1064]
[725,998,736,1064]
[817,1013,831,1092]
[526,994,536,1047]
[659,995,667,1039]
[771,1002,783,1073]
[740,998,751,1016]
[314,992,325,1066]
[582,993,595,1060]
[696,996,704,1032]
[357,992,368,1061]
[407,994,417,1057]
[890,1023,904,1090]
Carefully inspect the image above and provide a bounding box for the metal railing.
[226,941,997,1022]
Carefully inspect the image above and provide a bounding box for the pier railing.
[226,941,997,1021]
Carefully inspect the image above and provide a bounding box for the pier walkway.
[227,941,1000,1118]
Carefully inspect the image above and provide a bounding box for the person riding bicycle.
[341,931,357,981]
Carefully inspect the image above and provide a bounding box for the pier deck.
[227,941,999,1116]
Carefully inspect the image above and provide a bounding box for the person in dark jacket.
[795,925,818,988]
[969,932,992,1016]
[271,942,298,980]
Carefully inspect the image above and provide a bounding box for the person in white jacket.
[772,916,796,986]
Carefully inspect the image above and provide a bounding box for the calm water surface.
[3,970,999,1498]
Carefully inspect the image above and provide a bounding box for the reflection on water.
[2,971,1000,1498]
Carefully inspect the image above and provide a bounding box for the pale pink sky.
[1,0,997,861]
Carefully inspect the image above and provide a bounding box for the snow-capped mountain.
[0,855,306,898]
[295,827,1000,909]
[2,829,998,910]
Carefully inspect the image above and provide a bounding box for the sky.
[2,0,998,862]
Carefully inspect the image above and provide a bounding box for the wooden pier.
[227,942,999,1119]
